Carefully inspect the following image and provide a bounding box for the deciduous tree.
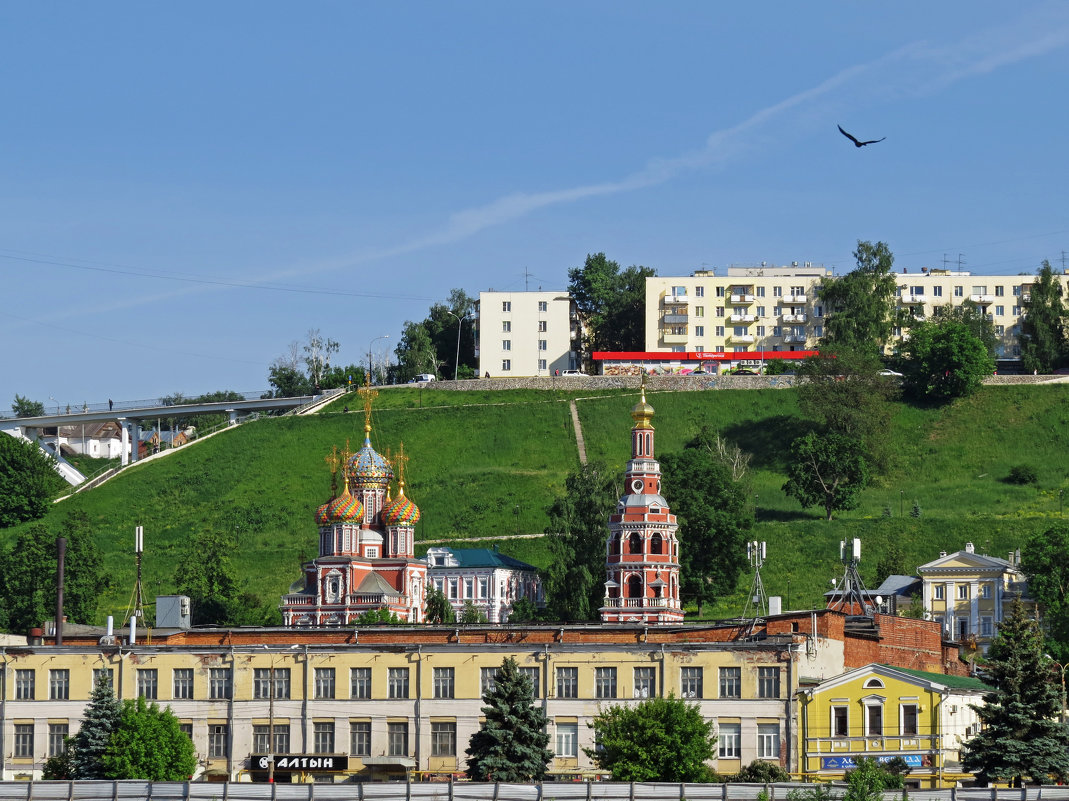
[424,585,455,624]
[782,432,870,520]
[902,318,994,401]
[961,598,1069,785]
[585,695,717,782]
[173,529,239,625]
[1021,524,1069,663]
[544,461,618,621]
[465,657,552,781]
[820,241,898,357]
[568,253,656,365]
[661,427,753,616]
[102,696,197,781]
[0,432,62,527]
[303,328,340,389]
[1021,261,1068,373]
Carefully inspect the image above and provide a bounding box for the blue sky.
[2,2,1068,405]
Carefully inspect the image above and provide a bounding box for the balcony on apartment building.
[783,334,808,343]
[900,295,926,305]
[729,292,755,304]
[969,294,994,304]
[662,313,689,324]
[728,313,757,323]
[730,333,756,344]
[785,294,808,304]
[662,332,689,345]
[664,293,689,305]
[781,313,807,323]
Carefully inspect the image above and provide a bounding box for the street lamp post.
[445,311,472,381]
[368,335,389,385]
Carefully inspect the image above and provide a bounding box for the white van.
[410,374,436,383]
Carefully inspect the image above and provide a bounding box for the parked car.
[731,368,758,375]
[560,369,585,376]
[878,369,903,377]
[409,374,436,383]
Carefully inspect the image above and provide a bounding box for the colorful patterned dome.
[381,484,421,526]
[347,433,394,490]
[314,499,334,526]
[326,483,364,523]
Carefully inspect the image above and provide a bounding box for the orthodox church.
[600,377,684,624]
[279,386,427,625]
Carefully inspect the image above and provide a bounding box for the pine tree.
[961,598,1069,785]
[465,657,552,781]
[70,673,122,779]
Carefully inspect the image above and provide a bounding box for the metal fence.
[2,784,1068,801]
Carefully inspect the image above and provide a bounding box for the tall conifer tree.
[70,673,122,779]
[962,599,1069,785]
[465,657,552,781]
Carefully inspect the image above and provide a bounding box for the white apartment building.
[476,291,577,377]
[645,264,1069,360]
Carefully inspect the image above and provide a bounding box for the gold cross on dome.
[394,441,409,486]
[357,374,378,433]
[324,445,340,494]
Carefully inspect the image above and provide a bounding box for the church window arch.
[650,533,663,554]
[627,574,643,598]
[629,533,643,554]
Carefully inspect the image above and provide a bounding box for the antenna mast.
[124,525,146,627]
[742,540,768,620]
[829,537,875,616]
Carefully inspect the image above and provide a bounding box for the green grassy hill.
[5,384,1068,623]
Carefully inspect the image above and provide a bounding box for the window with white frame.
[981,617,993,637]
[313,721,334,753]
[502,359,511,371]
[136,668,158,699]
[715,326,725,337]
[556,667,578,698]
[351,668,371,699]
[48,723,68,757]
[538,359,547,370]
[981,583,992,599]
[957,584,969,600]
[758,667,780,698]
[696,286,705,297]
[934,585,945,600]
[15,669,35,700]
[719,667,741,698]
[633,667,656,698]
[832,705,848,736]
[314,667,335,699]
[556,721,578,757]
[465,578,474,598]
[388,667,409,699]
[957,617,970,640]
[502,301,511,312]
[681,667,703,699]
[901,704,919,736]
[695,326,704,337]
[350,721,371,756]
[538,301,548,312]
[431,721,456,756]
[14,723,33,758]
[538,339,547,351]
[209,668,232,699]
[757,724,780,759]
[174,668,195,699]
[448,577,458,598]
[538,320,547,332]
[865,703,883,736]
[595,667,617,699]
[502,339,511,351]
[434,667,455,698]
[388,722,409,755]
[50,669,70,700]
[208,724,229,758]
[520,666,540,697]
[502,321,511,333]
[480,667,498,695]
[718,722,740,758]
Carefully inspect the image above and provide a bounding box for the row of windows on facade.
[668,325,821,340]
[9,718,782,763]
[666,304,822,320]
[500,339,550,351]
[666,283,1032,299]
[499,300,552,313]
[668,285,810,298]
[501,359,572,371]
[430,575,535,601]
[9,665,779,702]
[501,320,550,333]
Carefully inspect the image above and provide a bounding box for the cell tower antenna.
[123,525,147,627]
[828,537,876,617]
[742,540,768,620]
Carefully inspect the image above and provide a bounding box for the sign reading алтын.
[251,754,348,773]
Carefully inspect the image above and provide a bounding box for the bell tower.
[600,376,683,624]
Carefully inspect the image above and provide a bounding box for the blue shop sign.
[821,755,925,770]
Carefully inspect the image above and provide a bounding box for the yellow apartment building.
[644,265,1069,361]
[800,664,988,788]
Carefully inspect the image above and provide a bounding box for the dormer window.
[650,506,660,515]
[863,678,885,689]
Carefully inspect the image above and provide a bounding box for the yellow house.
[918,543,1033,653]
[800,663,988,788]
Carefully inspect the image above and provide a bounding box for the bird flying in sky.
[838,124,885,147]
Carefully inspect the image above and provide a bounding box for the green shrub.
[1007,464,1039,485]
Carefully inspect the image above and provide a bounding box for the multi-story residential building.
[426,547,543,623]
[644,264,831,355]
[2,605,963,783]
[800,663,987,788]
[917,542,1032,653]
[475,291,577,378]
[645,264,1069,362]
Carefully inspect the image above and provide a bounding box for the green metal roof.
[882,665,991,691]
[435,548,537,571]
